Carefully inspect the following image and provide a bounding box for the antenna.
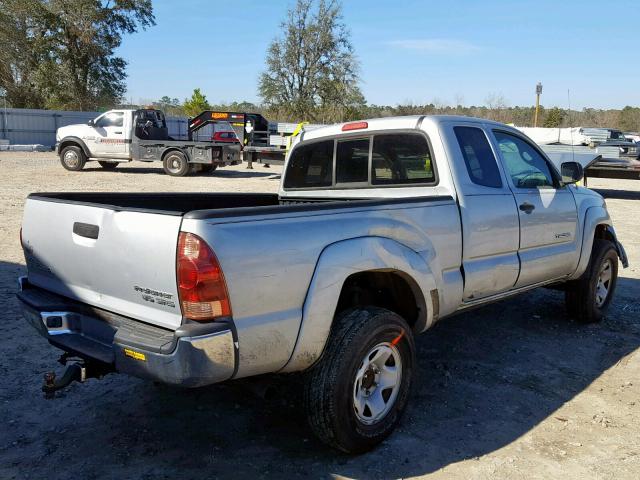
[567,89,575,163]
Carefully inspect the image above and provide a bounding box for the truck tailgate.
[21,196,183,330]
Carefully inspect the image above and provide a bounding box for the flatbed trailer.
[541,144,640,187]
[584,165,640,185]
[188,111,289,166]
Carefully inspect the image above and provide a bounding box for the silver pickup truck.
[18,115,628,453]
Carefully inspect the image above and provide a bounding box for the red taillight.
[177,232,231,321]
[342,121,368,131]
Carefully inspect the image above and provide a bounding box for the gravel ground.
[0,152,638,480]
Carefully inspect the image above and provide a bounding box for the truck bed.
[22,192,457,331]
[28,192,452,217]
[29,192,280,215]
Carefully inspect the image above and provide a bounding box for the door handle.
[519,202,535,214]
[114,131,123,134]
[73,222,99,239]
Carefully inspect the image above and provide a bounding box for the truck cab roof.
[281,114,524,199]
[299,115,507,143]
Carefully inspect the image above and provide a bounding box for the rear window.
[336,138,369,184]
[371,134,434,185]
[283,140,333,189]
[284,132,438,190]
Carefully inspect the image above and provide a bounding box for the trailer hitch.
[43,363,85,399]
[42,354,114,399]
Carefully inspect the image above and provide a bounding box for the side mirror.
[561,161,584,185]
[87,119,95,127]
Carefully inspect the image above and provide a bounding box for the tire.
[565,239,618,323]
[201,164,217,173]
[162,151,190,176]
[303,307,415,453]
[59,145,86,171]
[98,161,118,170]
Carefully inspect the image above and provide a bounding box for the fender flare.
[279,236,438,373]
[604,225,629,268]
[58,136,90,158]
[569,206,627,279]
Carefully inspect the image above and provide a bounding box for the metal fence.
[0,108,324,148]
[0,108,191,147]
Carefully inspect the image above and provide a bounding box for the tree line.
[0,0,154,110]
[148,88,640,132]
[2,0,639,133]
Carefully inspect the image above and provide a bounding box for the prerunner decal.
[134,285,176,308]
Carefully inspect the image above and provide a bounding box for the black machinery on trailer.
[188,111,290,168]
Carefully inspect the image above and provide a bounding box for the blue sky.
[117,0,639,110]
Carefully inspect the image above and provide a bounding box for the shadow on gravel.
[593,188,640,200]
[82,166,279,179]
[1,257,638,479]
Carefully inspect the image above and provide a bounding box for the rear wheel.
[565,239,618,323]
[303,307,415,453]
[162,151,190,176]
[60,146,86,171]
[98,161,118,170]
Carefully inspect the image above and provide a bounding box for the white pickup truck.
[18,115,627,453]
[55,108,241,175]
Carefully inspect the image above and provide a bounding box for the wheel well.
[162,148,188,162]
[59,140,86,156]
[594,224,615,243]
[335,270,426,331]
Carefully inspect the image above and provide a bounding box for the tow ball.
[42,353,113,399]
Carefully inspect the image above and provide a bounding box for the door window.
[454,126,502,188]
[371,134,435,185]
[95,112,124,128]
[494,131,555,189]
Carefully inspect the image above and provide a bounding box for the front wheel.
[303,307,415,453]
[565,239,618,323]
[59,146,86,171]
[162,151,190,176]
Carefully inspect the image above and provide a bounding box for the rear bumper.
[17,279,237,387]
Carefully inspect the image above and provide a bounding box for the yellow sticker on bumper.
[124,348,146,362]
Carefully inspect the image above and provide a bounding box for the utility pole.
[0,87,7,140]
[534,82,543,127]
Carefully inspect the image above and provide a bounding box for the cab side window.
[493,131,555,189]
[371,134,435,185]
[454,126,502,188]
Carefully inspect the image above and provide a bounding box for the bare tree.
[484,92,510,123]
[259,0,365,122]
